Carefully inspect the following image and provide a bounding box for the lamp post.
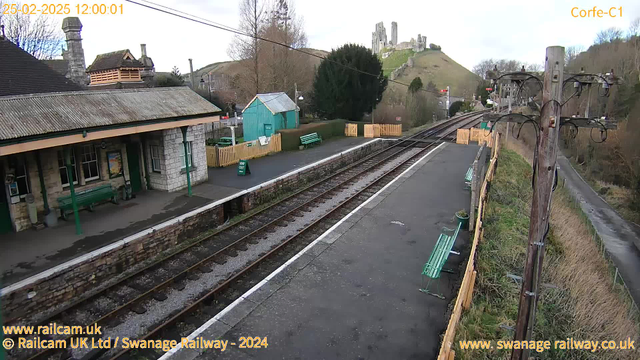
[199,73,212,102]
[294,83,303,128]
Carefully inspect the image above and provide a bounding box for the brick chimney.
[61,17,88,86]
[139,43,155,85]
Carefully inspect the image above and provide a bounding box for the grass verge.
[454,149,639,359]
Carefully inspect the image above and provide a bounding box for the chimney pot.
[141,44,147,57]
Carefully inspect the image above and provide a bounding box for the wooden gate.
[345,123,358,137]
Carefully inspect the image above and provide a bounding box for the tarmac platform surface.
[0,137,371,287]
[168,143,480,360]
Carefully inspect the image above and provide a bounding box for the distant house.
[242,92,298,142]
[86,48,154,88]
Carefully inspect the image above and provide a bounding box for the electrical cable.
[126,0,443,96]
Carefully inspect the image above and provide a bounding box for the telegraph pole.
[510,46,564,360]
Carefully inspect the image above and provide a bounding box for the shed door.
[264,124,273,137]
[0,168,12,234]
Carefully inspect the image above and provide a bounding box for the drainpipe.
[35,150,49,214]
[141,139,152,190]
[65,147,82,235]
[181,126,192,197]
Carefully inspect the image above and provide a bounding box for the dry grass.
[455,143,639,359]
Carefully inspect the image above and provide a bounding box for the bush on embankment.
[278,119,345,151]
[454,148,639,360]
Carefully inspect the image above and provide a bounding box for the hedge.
[278,119,346,151]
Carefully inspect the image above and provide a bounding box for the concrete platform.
[0,137,372,287]
[168,143,479,360]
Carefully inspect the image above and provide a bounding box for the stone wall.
[1,203,224,321]
[162,125,208,192]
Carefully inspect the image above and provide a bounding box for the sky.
[25,0,640,73]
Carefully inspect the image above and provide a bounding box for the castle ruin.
[371,21,427,55]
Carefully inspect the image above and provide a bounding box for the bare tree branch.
[0,1,64,59]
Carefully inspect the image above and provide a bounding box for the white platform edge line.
[1,139,381,297]
[157,142,445,360]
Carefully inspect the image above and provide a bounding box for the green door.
[264,124,273,137]
[0,168,12,234]
[126,143,142,193]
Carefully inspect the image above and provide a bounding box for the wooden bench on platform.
[419,222,462,299]
[300,132,322,147]
[57,184,118,220]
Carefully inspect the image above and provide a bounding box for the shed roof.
[0,38,81,96]
[86,50,144,72]
[243,92,298,115]
[0,87,221,141]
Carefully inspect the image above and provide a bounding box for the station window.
[8,156,30,199]
[150,145,162,172]
[178,142,193,169]
[58,150,78,187]
[81,145,100,181]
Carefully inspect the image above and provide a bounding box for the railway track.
[5,111,484,360]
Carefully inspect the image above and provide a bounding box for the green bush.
[278,119,346,151]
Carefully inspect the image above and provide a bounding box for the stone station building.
[0,87,220,234]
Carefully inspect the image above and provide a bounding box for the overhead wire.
[125,0,444,96]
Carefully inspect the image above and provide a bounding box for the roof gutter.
[0,112,219,148]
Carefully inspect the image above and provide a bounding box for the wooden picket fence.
[345,123,358,137]
[364,124,402,138]
[206,133,282,167]
[437,134,500,360]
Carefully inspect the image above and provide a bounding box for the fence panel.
[456,129,470,144]
[437,134,500,360]
[208,133,281,167]
[345,123,358,137]
[364,124,375,138]
[379,124,402,136]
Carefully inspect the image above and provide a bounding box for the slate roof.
[0,38,81,97]
[243,92,298,114]
[0,87,221,141]
[86,50,144,72]
[42,59,69,76]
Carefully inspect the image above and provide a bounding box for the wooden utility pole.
[510,46,564,360]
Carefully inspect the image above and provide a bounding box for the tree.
[0,1,64,59]
[426,80,438,92]
[473,58,524,79]
[429,43,441,50]
[565,45,584,67]
[475,81,491,106]
[156,66,184,87]
[260,0,309,95]
[595,27,624,44]
[408,77,423,94]
[227,0,266,96]
[312,44,387,120]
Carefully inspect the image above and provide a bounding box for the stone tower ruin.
[390,22,398,47]
[371,22,388,54]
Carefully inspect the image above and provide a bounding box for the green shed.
[242,92,298,142]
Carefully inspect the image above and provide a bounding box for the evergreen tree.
[312,44,387,120]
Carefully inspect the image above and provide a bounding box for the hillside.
[192,48,329,78]
[382,50,482,104]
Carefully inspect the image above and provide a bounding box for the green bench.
[419,222,462,299]
[300,132,322,147]
[57,184,118,220]
[464,166,473,189]
[217,137,233,147]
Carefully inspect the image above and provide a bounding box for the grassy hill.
[382,49,415,76]
[382,50,482,103]
[192,48,329,78]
